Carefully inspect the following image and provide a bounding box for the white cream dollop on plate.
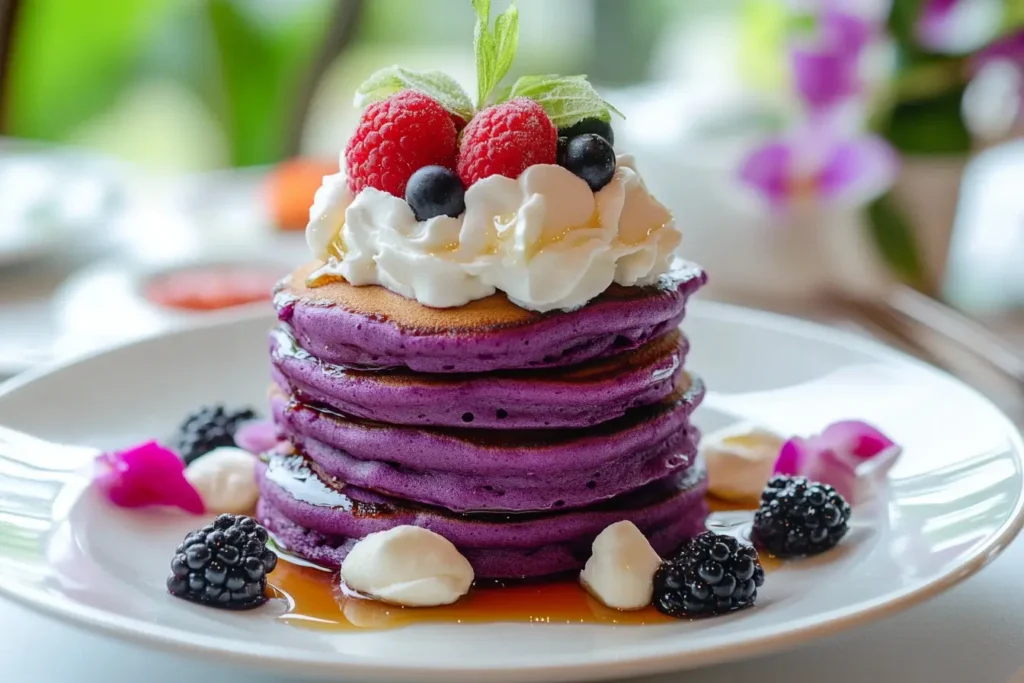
[341,526,474,607]
[702,426,785,503]
[580,521,662,611]
[184,446,258,514]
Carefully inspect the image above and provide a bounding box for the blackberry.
[166,514,278,610]
[752,475,851,557]
[175,405,258,465]
[653,531,764,618]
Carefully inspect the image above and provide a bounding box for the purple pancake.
[283,421,698,512]
[270,326,687,429]
[275,260,706,373]
[256,453,709,579]
[270,374,704,480]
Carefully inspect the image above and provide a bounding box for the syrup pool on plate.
[269,560,674,630]
[267,498,779,630]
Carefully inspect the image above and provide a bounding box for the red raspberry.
[345,91,458,198]
[457,98,558,186]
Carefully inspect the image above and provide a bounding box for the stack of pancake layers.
[257,261,708,579]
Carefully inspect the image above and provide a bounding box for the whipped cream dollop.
[702,426,786,503]
[341,526,474,606]
[184,447,259,514]
[305,156,681,312]
[580,521,662,610]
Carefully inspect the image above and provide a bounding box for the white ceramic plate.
[0,141,122,268]
[0,303,1021,683]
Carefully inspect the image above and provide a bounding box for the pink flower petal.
[791,44,860,111]
[94,440,205,514]
[739,141,793,207]
[234,420,280,455]
[818,135,899,205]
[774,437,811,476]
[822,8,874,57]
[804,448,860,501]
[917,0,962,51]
[771,420,901,503]
[819,419,898,460]
[974,29,1024,73]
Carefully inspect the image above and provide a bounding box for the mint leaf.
[504,74,621,128]
[472,0,496,109]
[354,66,475,121]
[473,0,519,108]
[490,3,519,103]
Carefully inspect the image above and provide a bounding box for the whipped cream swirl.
[305,155,681,312]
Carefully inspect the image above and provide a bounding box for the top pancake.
[275,260,706,373]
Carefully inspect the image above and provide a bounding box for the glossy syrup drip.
[269,561,675,630]
[268,496,780,630]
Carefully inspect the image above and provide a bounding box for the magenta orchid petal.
[822,8,874,58]
[818,135,898,205]
[739,140,793,207]
[819,419,898,460]
[803,448,859,501]
[973,29,1024,72]
[771,421,901,503]
[234,420,280,455]
[916,0,962,51]
[94,440,205,514]
[774,437,812,476]
[791,45,860,111]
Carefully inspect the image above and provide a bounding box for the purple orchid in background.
[94,440,205,514]
[739,121,898,209]
[917,0,1007,54]
[916,0,962,51]
[972,29,1024,72]
[740,0,898,210]
[774,420,902,502]
[791,7,873,111]
[234,419,281,455]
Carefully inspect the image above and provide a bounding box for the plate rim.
[1,300,1022,682]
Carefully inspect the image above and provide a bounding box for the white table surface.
[3,535,1023,683]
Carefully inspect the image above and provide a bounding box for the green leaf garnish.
[473,0,519,108]
[501,74,622,128]
[354,66,476,121]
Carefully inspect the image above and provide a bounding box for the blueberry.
[405,165,466,221]
[561,134,616,192]
[557,136,569,167]
[558,118,614,146]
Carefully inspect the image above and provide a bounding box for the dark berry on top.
[559,117,614,146]
[561,134,616,192]
[175,405,258,465]
[405,165,466,221]
[557,136,569,167]
[166,514,277,610]
[654,531,764,618]
[752,475,851,558]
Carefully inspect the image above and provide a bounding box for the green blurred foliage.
[7,0,177,141]
[6,0,332,167]
[202,0,332,166]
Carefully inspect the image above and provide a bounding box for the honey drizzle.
[269,498,783,631]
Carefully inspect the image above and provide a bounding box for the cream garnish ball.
[580,521,662,611]
[341,526,474,607]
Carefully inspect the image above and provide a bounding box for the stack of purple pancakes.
[257,260,709,579]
